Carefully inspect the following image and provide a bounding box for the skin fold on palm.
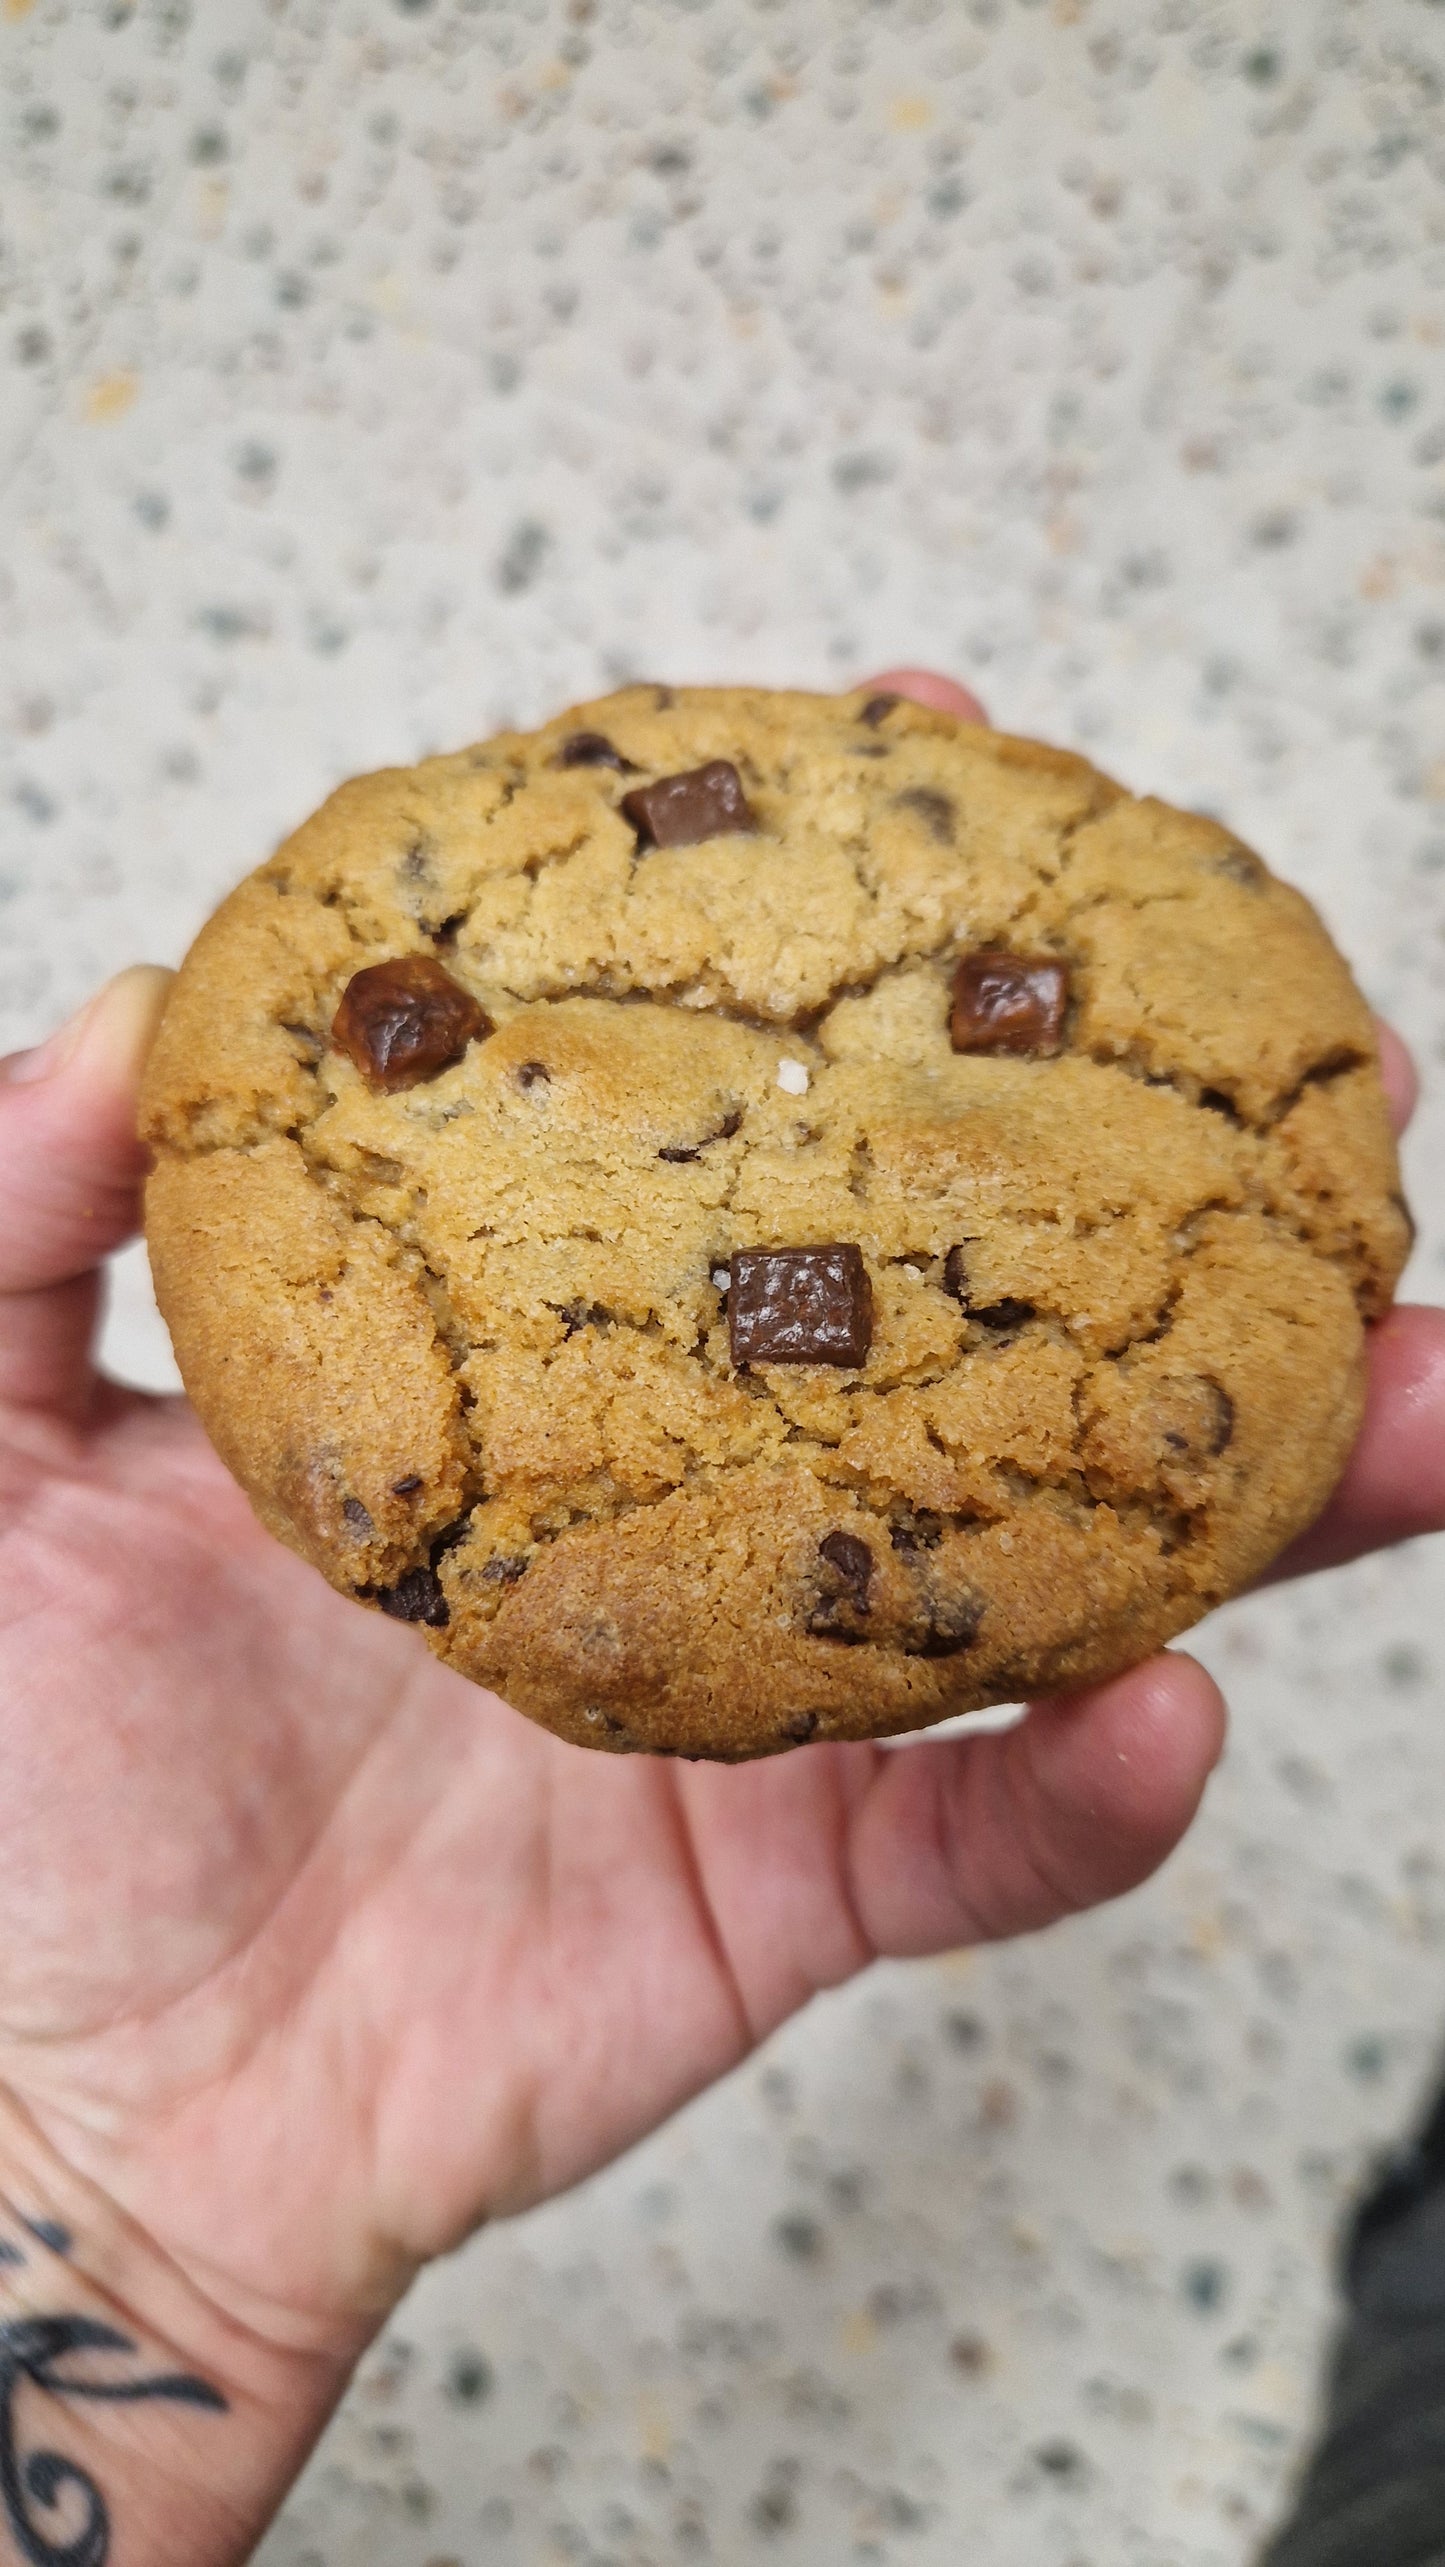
[0,672,1440,2400]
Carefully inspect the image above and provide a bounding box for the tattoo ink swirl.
[0,2316,227,2567]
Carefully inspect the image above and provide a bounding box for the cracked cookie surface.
[141,685,1410,1758]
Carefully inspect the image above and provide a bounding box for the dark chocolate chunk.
[950,950,1069,1057]
[817,1530,874,1609]
[391,1476,424,1497]
[728,1244,873,1368]
[898,786,955,844]
[782,1712,820,1744]
[556,729,634,771]
[480,1553,530,1584]
[342,1497,374,1538]
[658,1143,700,1163]
[860,692,901,727]
[333,956,489,1092]
[375,1565,449,1628]
[516,1060,551,1090]
[622,759,757,850]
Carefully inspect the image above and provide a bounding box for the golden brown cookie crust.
[142,686,1410,1758]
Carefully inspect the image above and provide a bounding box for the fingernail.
[1,968,174,1087]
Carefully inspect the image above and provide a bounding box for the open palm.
[1,678,1441,2406]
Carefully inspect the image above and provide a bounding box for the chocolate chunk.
[950,950,1069,1057]
[782,1712,820,1743]
[391,1476,424,1497]
[556,730,634,771]
[480,1553,530,1584]
[728,1244,873,1368]
[898,786,955,844]
[622,759,756,850]
[860,692,901,727]
[817,1530,874,1608]
[342,1497,374,1539]
[375,1566,449,1628]
[332,956,489,1092]
[658,1143,700,1163]
[516,1060,551,1090]
[1207,1383,1235,1453]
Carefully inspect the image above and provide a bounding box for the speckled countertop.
[4,2,1445,2559]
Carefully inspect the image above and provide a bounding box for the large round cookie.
[142,686,1410,1758]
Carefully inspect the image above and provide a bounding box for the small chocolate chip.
[950,951,1069,1057]
[729,1244,873,1368]
[782,1712,820,1744]
[516,1060,551,1090]
[622,759,757,850]
[556,729,635,771]
[973,1299,1035,1333]
[860,692,901,727]
[480,1553,530,1584]
[342,1497,374,1538]
[333,956,490,1092]
[1206,1381,1235,1454]
[375,1566,449,1628]
[898,786,956,845]
[890,1509,943,1553]
[818,1530,874,1609]
[658,1107,743,1163]
[1215,842,1266,888]
[391,1476,424,1497]
[911,1594,984,1658]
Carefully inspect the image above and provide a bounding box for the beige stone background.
[3,1,1445,2559]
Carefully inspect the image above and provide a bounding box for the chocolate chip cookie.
[141,686,1411,1757]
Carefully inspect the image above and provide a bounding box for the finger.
[0,968,173,1417]
[1264,1304,1445,1583]
[1375,1017,1418,1138]
[857,666,989,725]
[845,1653,1226,1957]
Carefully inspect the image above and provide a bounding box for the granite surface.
[4,1,1445,2559]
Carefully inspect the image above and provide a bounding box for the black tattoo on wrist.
[0,2314,227,2567]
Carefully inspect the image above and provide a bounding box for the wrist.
[0,2088,351,2567]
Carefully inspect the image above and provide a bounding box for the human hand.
[0,674,1438,2564]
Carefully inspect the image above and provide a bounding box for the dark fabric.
[1263,2094,1445,2566]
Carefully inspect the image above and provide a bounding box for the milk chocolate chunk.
[622,759,756,849]
[333,956,489,1092]
[950,950,1068,1057]
[728,1245,873,1367]
[557,730,634,771]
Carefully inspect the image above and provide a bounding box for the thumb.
[0,968,174,1415]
